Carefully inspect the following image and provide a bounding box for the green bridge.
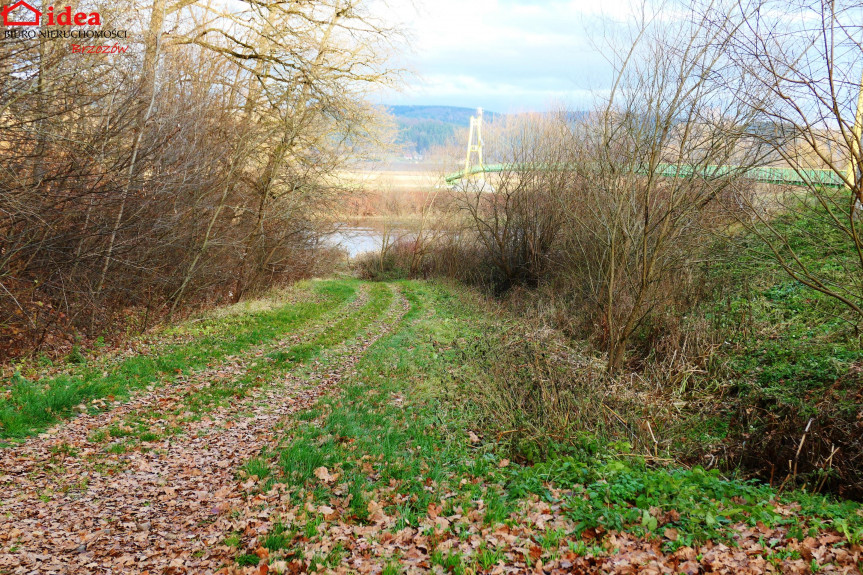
[444,162,846,188]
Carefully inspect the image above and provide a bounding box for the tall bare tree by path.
[456,112,572,291]
[447,0,772,372]
[170,0,400,301]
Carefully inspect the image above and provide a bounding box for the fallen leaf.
[664,527,679,541]
[314,466,334,483]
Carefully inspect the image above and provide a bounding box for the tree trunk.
[95,0,165,295]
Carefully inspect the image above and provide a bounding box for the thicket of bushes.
[358,177,863,497]
[0,0,397,361]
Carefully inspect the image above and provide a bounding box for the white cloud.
[372,0,641,111]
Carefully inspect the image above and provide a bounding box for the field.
[333,161,448,194]
[330,165,456,228]
[1,278,861,574]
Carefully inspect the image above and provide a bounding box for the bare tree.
[559,0,767,373]
[457,112,571,291]
[725,0,863,320]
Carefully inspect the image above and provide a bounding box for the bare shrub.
[456,113,571,292]
[723,0,863,320]
[466,311,711,463]
[352,238,413,281]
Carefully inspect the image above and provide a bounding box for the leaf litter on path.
[0,284,408,574]
[2,282,862,575]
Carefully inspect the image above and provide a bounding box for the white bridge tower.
[463,108,484,177]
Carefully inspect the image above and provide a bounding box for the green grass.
[242,457,272,481]
[6,272,860,568]
[703,196,863,406]
[261,521,293,551]
[236,553,260,566]
[240,279,862,568]
[176,281,393,418]
[246,282,507,553]
[431,549,464,574]
[506,453,862,550]
[685,199,863,492]
[51,280,397,479]
[224,533,241,547]
[476,545,503,569]
[279,438,327,483]
[0,280,357,441]
[2,277,396,507]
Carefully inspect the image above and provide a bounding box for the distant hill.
[386,106,501,155]
[388,105,498,127]
[384,106,590,156]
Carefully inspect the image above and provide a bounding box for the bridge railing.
[444,162,846,189]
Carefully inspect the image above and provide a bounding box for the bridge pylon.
[463,107,484,179]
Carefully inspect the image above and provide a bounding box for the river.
[325,227,414,258]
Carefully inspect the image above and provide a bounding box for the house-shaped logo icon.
[2,0,42,26]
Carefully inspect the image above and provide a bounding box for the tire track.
[0,283,406,575]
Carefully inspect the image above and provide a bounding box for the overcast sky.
[373,0,638,113]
